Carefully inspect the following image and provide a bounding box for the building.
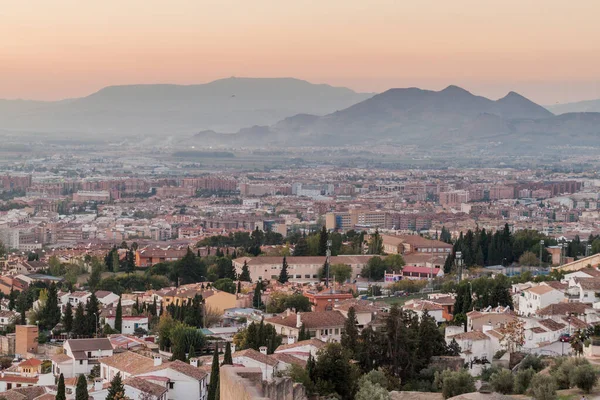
[403,300,445,324]
[52,338,114,378]
[264,311,347,342]
[220,365,306,400]
[518,285,565,316]
[381,234,452,255]
[136,247,188,267]
[15,325,38,357]
[303,291,354,312]
[105,316,149,335]
[401,266,444,280]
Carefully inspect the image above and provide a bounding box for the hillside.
[0,78,373,135]
[547,98,600,114]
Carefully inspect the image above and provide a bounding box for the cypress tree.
[106,372,124,400]
[239,261,251,282]
[253,282,263,309]
[207,347,220,400]
[85,293,100,337]
[75,373,88,400]
[293,237,309,256]
[56,373,66,400]
[73,302,86,337]
[298,323,309,341]
[341,307,359,354]
[63,302,73,333]
[223,342,233,365]
[8,288,15,311]
[278,256,289,283]
[188,344,196,362]
[150,297,157,316]
[115,298,123,333]
[237,280,241,294]
[318,226,329,256]
[112,250,120,273]
[42,282,61,330]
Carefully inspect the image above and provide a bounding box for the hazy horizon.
[2,0,600,104]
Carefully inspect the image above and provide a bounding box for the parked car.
[559,333,571,342]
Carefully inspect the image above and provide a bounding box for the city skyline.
[1,0,600,104]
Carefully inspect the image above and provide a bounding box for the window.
[79,360,83,365]
[305,274,311,278]
[295,275,301,279]
[88,351,92,358]
[335,328,339,334]
[312,274,318,278]
[168,382,175,389]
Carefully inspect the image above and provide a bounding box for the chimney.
[259,346,267,355]
[231,344,236,353]
[153,356,162,366]
[94,379,103,391]
[286,308,291,317]
[296,313,302,328]
[287,336,295,345]
[190,358,199,367]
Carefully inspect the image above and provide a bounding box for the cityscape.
[2,1,600,400]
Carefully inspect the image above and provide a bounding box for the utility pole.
[325,240,332,290]
[456,251,463,282]
[540,239,544,268]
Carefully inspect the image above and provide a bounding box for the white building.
[518,285,565,316]
[52,338,114,378]
[105,316,149,335]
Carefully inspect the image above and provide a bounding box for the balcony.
[565,288,580,302]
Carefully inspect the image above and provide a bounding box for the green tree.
[106,372,125,400]
[85,293,100,337]
[173,248,206,285]
[73,302,86,336]
[213,278,236,294]
[75,374,89,400]
[112,250,120,273]
[313,342,360,399]
[40,283,61,330]
[278,256,290,283]
[253,282,263,309]
[125,249,135,273]
[434,369,475,399]
[341,307,359,355]
[355,380,390,400]
[88,260,103,290]
[63,302,74,333]
[298,323,309,341]
[8,288,16,311]
[293,237,310,256]
[571,363,598,393]
[115,298,122,333]
[519,251,538,266]
[513,367,536,394]
[329,263,352,284]
[383,254,405,272]
[529,373,556,400]
[362,256,387,281]
[367,229,383,255]
[490,368,514,394]
[207,347,220,400]
[318,226,329,256]
[223,342,233,365]
[417,310,447,371]
[56,373,66,400]
[239,261,252,282]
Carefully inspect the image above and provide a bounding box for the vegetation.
[233,320,282,354]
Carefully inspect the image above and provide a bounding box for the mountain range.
[0,78,373,135]
[195,85,600,152]
[547,98,600,115]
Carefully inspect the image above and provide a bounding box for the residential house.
[52,338,114,378]
[231,348,281,380]
[0,358,54,392]
[105,316,149,335]
[518,285,565,316]
[403,299,445,324]
[401,266,444,280]
[0,310,17,329]
[304,290,354,312]
[466,308,516,332]
[333,299,381,330]
[95,291,120,307]
[265,311,347,342]
[566,277,600,303]
[68,291,92,307]
[274,338,327,361]
[445,330,496,376]
[90,376,168,400]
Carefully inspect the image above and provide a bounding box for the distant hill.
[547,98,600,114]
[0,78,373,135]
[195,85,600,153]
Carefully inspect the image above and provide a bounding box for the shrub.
[519,354,544,372]
[481,365,503,382]
[434,369,476,399]
[529,373,556,400]
[493,350,506,360]
[550,356,590,389]
[571,363,598,394]
[514,367,536,394]
[490,368,514,394]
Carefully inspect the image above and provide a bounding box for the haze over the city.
[2,0,600,104]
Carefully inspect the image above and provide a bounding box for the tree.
[529,373,556,400]
[293,237,309,256]
[41,283,61,330]
[88,260,103,290]
[115,298,123,333]
[106,372,125,400]
[85,293,100,337]
[213,278,236,294]
[367,229,383,255]
[312,342,360,399]
[278,256,290,283]
[446,338,461,356]
[341,307,359,355]
[56,373,66,400]
[8,288,15,311]
[383,254,405,272]
[73,302,86,336]
[355,380,390,400]
[239,261,252,282]
[434,369,475,399]
[329,263,352,284]
[253,282,263,310]
[112,250,120,273]
[207,347,220,400]
[318,226,329,256]
[502,319,525,353]
[298,323,309,341]
[417,310,447,371]
[173,247,206,285]
[63,302,73,333]
[362,257,387,281]
[490,368,514,394]
[75,373,89,400]
[571,363,598,393]
[125,249,135,273]
[513,367,536,394]
[519,251,538,266]
[223,342,233,365]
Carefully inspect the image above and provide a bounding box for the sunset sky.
[1,0,599,104]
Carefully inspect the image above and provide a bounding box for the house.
[536,302,596,323]
[95,291,120,307]
[0,310,17,329]
[401,266,444,280]
[90,376,168,400]
[231,348,281,380]
[466,308,516,332]
[100,350,155,381]
[563,267,600,282]
[518,285,565,316]
[0,358,54,392]
[446,330,496,376]
[427,295,456,321]
[68,291,92,307]
[304,290,354,312]
[566,277,600,303]
[52,338,114,378]
[105,316,149,335]
[403,300,445,324]
[274,338,327,361]
[333,299,381,329]
[265,311,347,342]
[381,234,452,255]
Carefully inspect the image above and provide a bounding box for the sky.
[1,0,599,104]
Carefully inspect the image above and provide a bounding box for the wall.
[555,254,600,272]
[220,366,306,400]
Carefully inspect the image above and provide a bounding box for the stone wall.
[220,366,307,400]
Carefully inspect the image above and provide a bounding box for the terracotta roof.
[99,351,154,375]
[265,311,346,329]
[530,327,547,334]
[124,376,168,398]
[232,349,279,367]
[33,394,56,400]
[449,331,490,341]
[66,338,113,352]
[484,330,504,340]
[564,316,588,329]
[271,353,307,368]
[542,281,568,291]
[18,358,42,368]
[402,266,441,275]
[95,290,114,299]
[2,386,47,400]
[538,319,566,331]
[527,285,556,295]
[275,338,327,352]
[333,299,380,313]
[51,353,72,363]
[140,360,208,381]
[536,302,591,316]
[429,296,456,306]
[576,268,600,277]
[403,300,443,312]
[574,277,600,291]
[0,375,38,383]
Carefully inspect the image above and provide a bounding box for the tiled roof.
[275,339,327,352]
[402,266,441,275]
[95,290,114,299]
[51,353,72,363]
[536,302,591,316]
[542,281,568,291]
[271,353,307,367]
[574,277,600,291]
[140,360,208,381]
[538,319,566,331]
[232,349,279,367]
[124,376,168,398]
[265,311,346,329]
[18,358,42,367]
[530,327,547,334]
[333,299,380,313]
[449,331,490,341]
[563,316,588,329]
[99,351,154,375]
[527,285,555,295]
[67,338,113,352]
[403,300,443,312]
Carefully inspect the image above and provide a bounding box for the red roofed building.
[401,265,443,280]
